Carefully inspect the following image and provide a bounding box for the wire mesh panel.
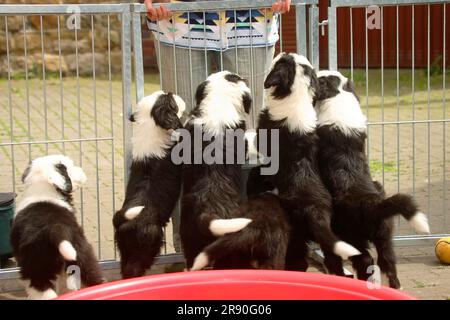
[0,1,316,280]
[0,4,131,276]
[328,0,450,244]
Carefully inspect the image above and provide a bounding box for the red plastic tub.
[57,270,415,300]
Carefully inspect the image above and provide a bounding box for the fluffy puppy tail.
[191,233,247,271]
[192,217,256,270]
[208,218,252,236]
[113,206,145,229]
[48,225,77,261]
[375,193,430,234]
[58,241,77,261]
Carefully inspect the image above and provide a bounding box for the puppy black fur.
[192,192,290,270]
[11,156,103,299]
[180,71,252,269]
[253,53,360,272]
[315,71,429,288]
[113,92,184,279]
[11,204,103,292]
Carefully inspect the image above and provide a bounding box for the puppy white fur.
[12,155,103,299]
[209,218,253,236]
[58,240,77,261]
[132,91,186,160]
[192,71,251,137]
[264,54,317,134]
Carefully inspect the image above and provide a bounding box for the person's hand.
[145,0,172,21]
[272,0,291,13]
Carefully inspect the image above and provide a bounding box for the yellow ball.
[435,237,450,264]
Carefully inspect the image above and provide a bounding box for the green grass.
[369,160,398,174]
[339,68,450,109]
[341,68,450,95]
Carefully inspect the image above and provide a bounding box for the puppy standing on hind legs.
[252,52,361,272]
[180,71,255,270]
[113,91,186,279]
[11,155,103,300]
[314,70,430,288]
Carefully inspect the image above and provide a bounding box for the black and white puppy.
[314,70,430,288]
[180,71,254,270]
[113,91,186,279]
[190,189,290,271]
[254,53,361,272]
[11,155,103,300]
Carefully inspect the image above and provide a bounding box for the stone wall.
[0,0,131,77]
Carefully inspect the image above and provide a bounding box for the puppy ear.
[69,166,87,190]
[343,79,360,102]
[21,163,31,183]
[315,76,340,102]
[195,80,208,107]
[242,92,252,114]
[151,95,183,130]
[224,73,243,84]
[48,163,73,194]
[264,68,284,89]
[308,69,319,97]
[264,63,294,99]
[155,112,183,130]
[314,77,327,103]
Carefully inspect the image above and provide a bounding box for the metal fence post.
[309,4,319,69]
[296,4,307,56]
[132,4,145,103]
[122,6,133,186]
[327,4,337,70]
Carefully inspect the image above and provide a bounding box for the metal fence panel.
[0,4,130,279]
[0,1,317,280]
[327,0,450,244]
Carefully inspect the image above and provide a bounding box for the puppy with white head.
[113,91,186,279]
[180,71,255,270]
[315,70,429,288]
[250,53,361,273]
[11,155,103,300]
